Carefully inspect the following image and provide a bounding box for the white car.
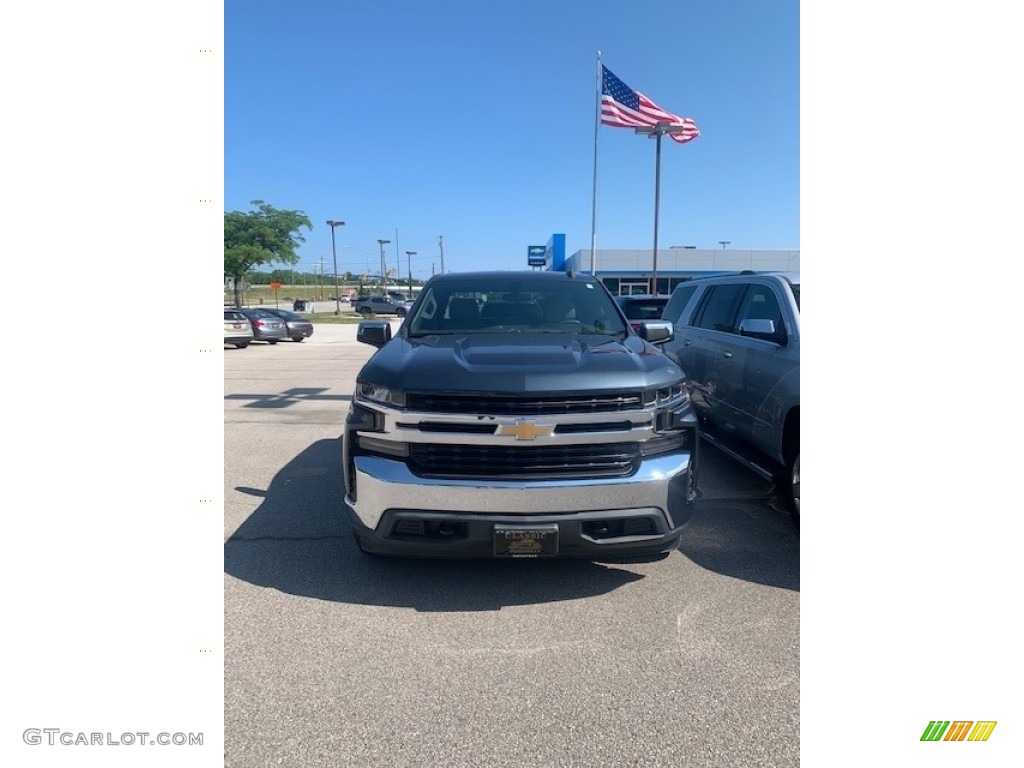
[224,308,255,348]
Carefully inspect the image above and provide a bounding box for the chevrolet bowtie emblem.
[497,420,555,440]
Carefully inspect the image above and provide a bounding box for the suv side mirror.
[738,318,785,344]
[357,321,392,348]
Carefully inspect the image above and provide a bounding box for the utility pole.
[319,255,326,301]
[377,239,391,294]
[438,235,445,275]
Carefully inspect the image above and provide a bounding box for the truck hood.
[359,332,683,394]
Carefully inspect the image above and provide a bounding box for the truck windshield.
[407,278,627,337]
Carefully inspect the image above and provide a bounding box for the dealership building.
[531,234,799,295]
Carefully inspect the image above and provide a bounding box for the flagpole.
[589,50,602,277]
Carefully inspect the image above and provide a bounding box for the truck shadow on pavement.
[224,439,798,611]
[677,444,800,592]
[224,439,647,612]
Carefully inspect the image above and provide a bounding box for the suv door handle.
[721,350,733,359]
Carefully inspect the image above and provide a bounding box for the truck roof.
[427,270,599,285]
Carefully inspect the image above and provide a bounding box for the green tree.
[224,200,312,307]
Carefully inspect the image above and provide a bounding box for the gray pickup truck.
[341,270,699,559]
[660,272,800,523]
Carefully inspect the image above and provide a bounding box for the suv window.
[662,284,698,324]
[693,284,746,333]
[736,284,786,340]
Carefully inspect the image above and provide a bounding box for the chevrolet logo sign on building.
[497,420,555,440]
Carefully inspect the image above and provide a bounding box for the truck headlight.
[643,382,688,409]
[643,380,694,455]
[356,382,406,408]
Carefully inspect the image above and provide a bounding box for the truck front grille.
[408,442,641,479]
[405,392,644,415]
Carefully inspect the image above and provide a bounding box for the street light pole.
[377,239,391,293]
[405,251,416,297]
[718,240,730,249]
[326,220,345,315]
[635,121,690,295]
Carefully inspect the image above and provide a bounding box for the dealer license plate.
[493,524,559,558]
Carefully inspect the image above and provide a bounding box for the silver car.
[223,309,254,349]
[237,307,288,344]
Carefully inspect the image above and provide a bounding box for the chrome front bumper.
[344,451,697,534]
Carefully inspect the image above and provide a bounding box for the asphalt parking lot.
[224,323,800,767]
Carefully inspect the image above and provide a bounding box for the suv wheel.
[359,307,372,317]
[396,307,407,318]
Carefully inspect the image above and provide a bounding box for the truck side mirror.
[637,321,674,344]
[357,321,392,348]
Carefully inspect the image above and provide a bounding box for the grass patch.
[306,313,366,325]
[226,285,362,304]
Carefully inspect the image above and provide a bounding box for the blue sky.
[225,0,798,279]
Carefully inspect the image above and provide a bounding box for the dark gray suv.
[660,272,800,522]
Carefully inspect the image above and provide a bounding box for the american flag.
[600,65,699,144]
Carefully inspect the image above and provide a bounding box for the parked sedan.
[224,309,254,348]
[262,307,315,342]
[237,308,288,344]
